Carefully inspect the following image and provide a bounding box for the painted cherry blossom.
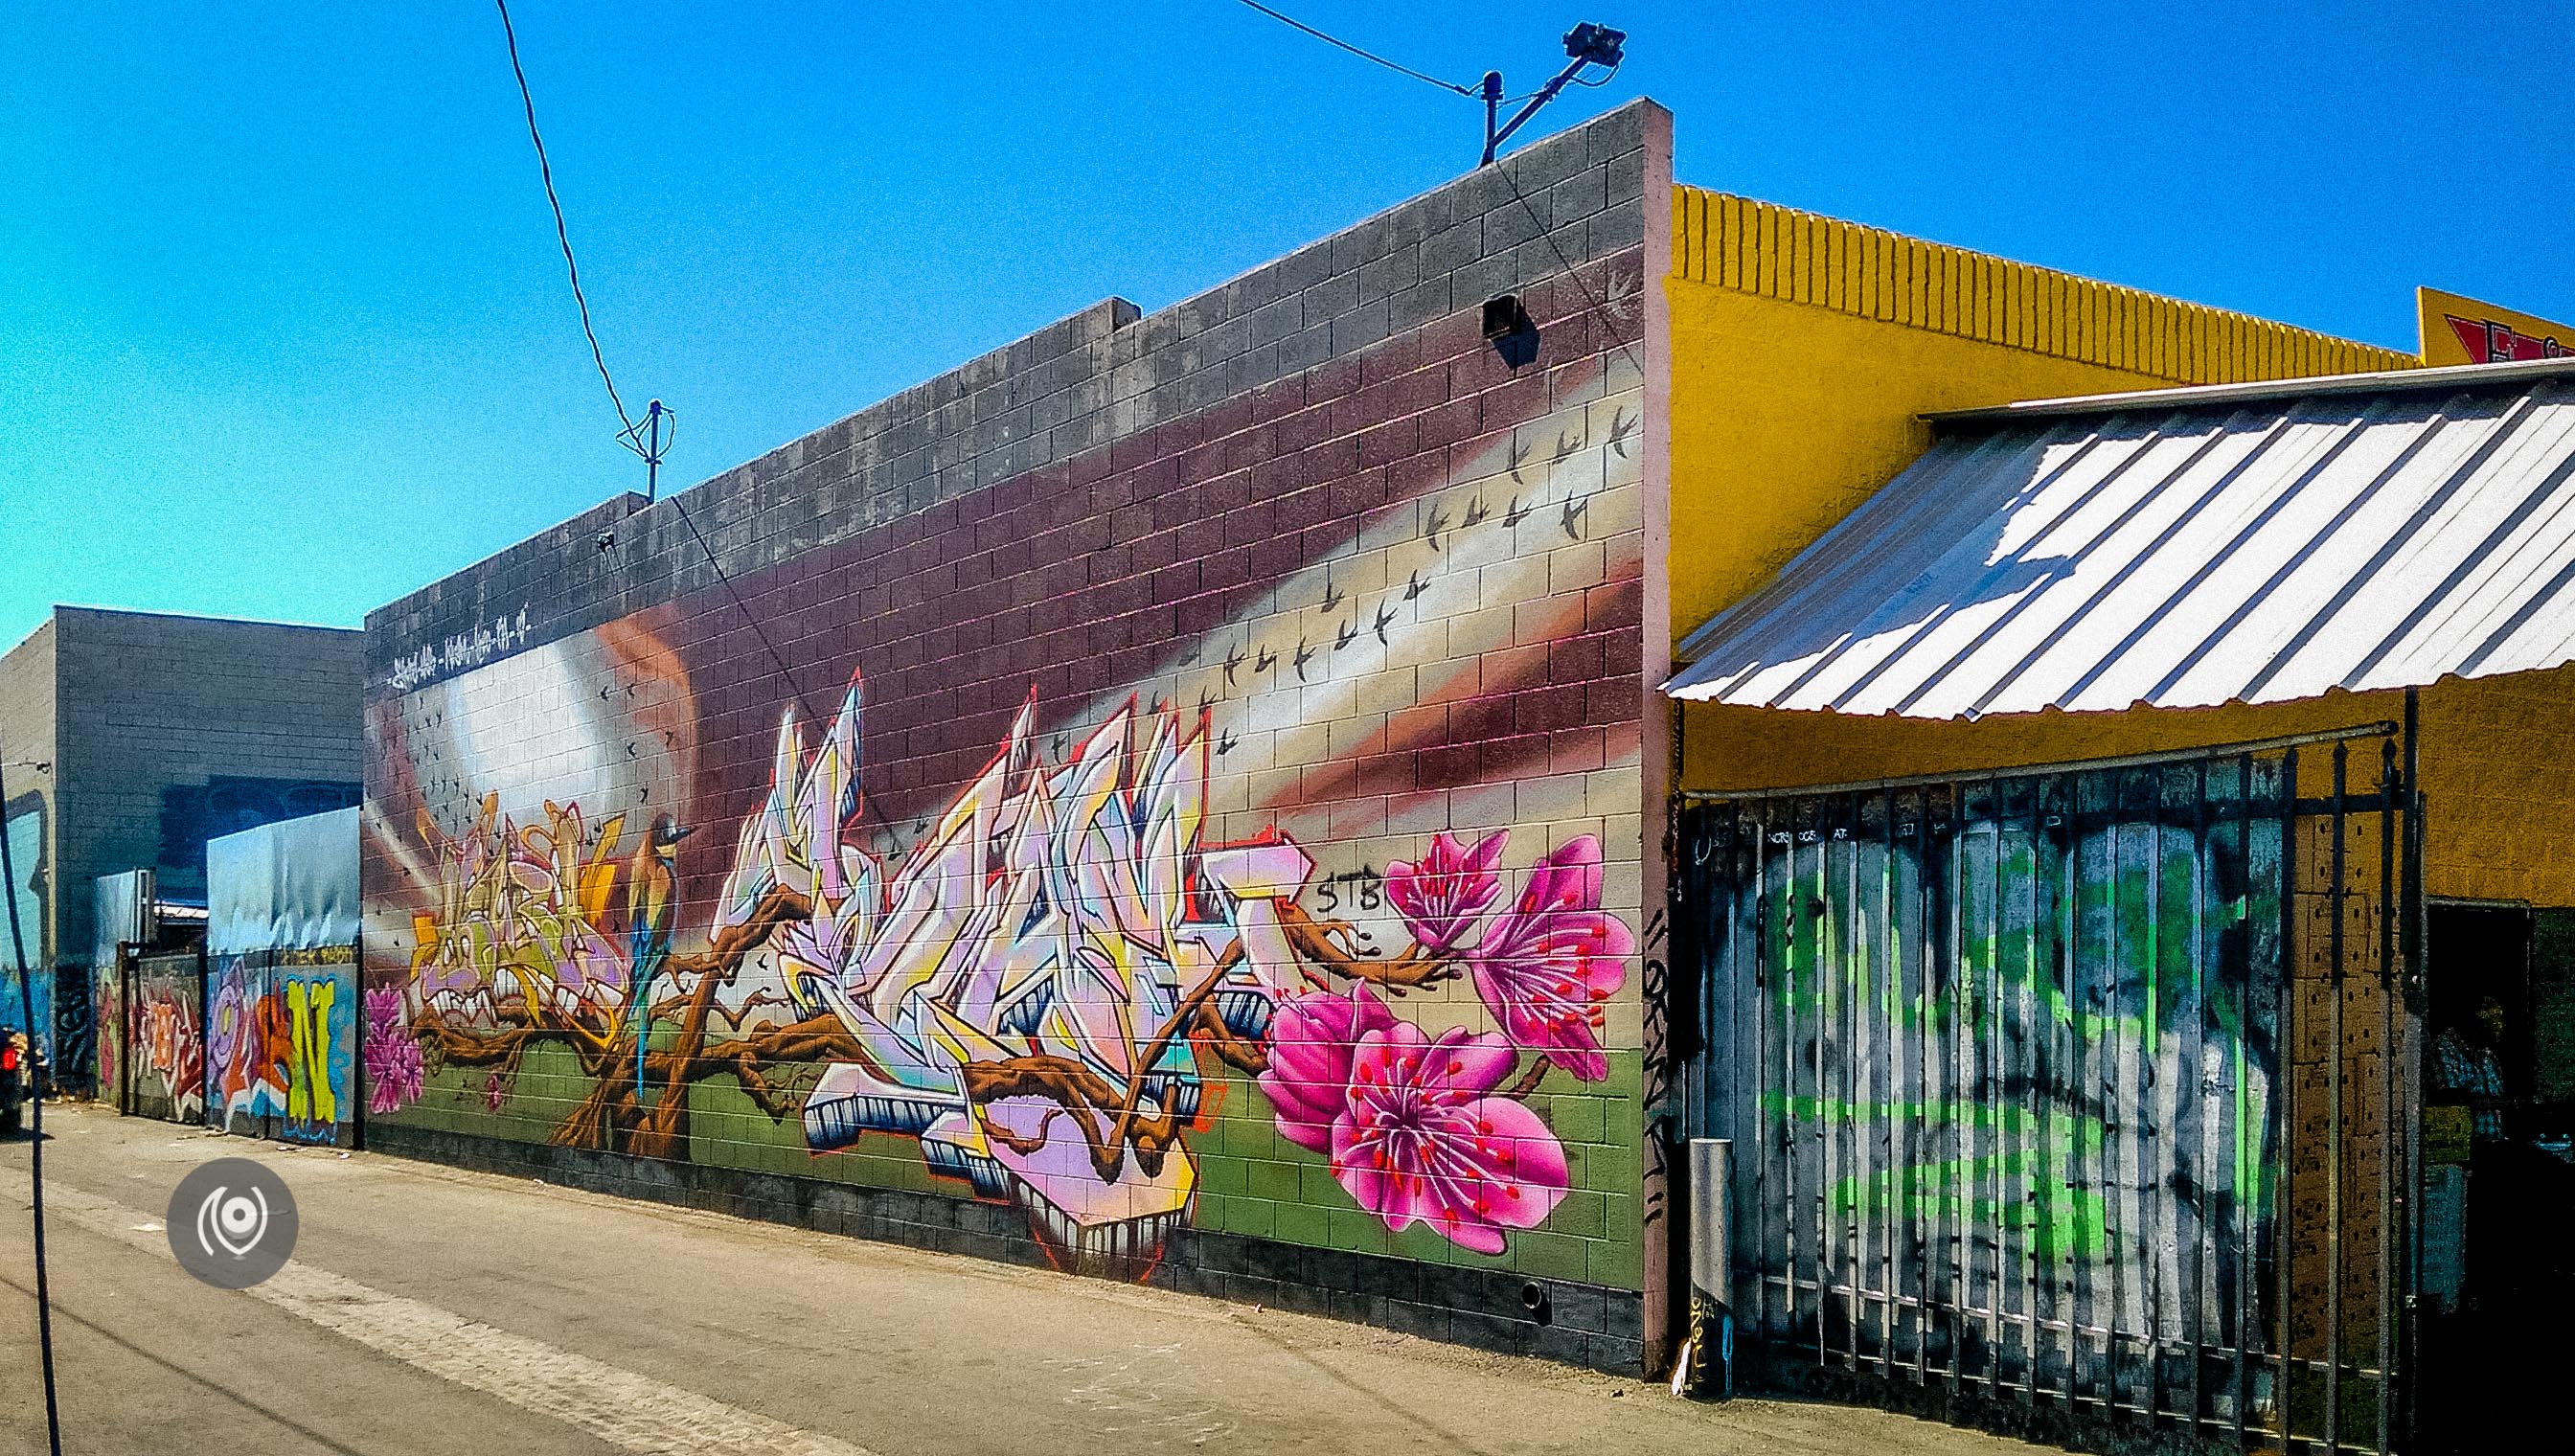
[1468,835,1630,1082]
[1384,830,1508,953]
[1329,1020,1570,1254]
[363,988,424,1115]
[1257,983,1398,1153]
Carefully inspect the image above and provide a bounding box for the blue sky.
[3,3,2567,648]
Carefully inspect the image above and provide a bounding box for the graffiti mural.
[127,951,206,1124]
[50,967,93,1099]
[376,678,1629,1269]
[92,961,122,1106]
[160,775,361,874]
[366,140,1658,1337]
[144,987,206,1120]
[209,946,357,1143]
[1,796,47,1060]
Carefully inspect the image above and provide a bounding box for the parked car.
[0,1030,25,1135]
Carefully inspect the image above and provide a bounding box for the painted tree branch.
[958,944,1244,1184]
[420,882,819,1157]
[1274,901,1455,992]
[1190,1000,1269,1076]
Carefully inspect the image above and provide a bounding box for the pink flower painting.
[1329,1021,1570,1254]
[1257,984,1397,1153]
[1384,830,1507,953]
[364,988,424,1115]
[1469,836,1631,1081]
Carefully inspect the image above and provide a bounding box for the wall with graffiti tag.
[205,808,362,1145]
[360,104,1672,1370]
[208,945,357,1144]
[127,950,205,1124]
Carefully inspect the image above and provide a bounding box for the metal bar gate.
[1677,723,2424,1454]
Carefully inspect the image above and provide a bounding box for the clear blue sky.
[4,2,2567,648]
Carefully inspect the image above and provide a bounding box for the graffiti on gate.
[210,949,354,1138]
[93,964,122,1103]
[1749,828,2279,1278]
[377,675,1631,1270]
[141,984,206,1121]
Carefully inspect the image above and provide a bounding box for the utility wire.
[486,5,850,821]
[1490,156,1650,421]
[1232,0,1476,98]
[0,749,62,1456]
[495,0,634,434]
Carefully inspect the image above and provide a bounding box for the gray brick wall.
[54,607,364,960]
[366,102,1660,697]
[0,617,58,966]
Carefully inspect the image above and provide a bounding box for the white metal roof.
[1666,361,2575,718]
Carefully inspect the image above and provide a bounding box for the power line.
[1492,156,1644,376]
[0,748,62,1456]
[494,0,634,435]
[485,7,852,823]
[1232,0,1476,98]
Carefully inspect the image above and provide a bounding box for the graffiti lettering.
[384,683,1635,1274]
[285,978,337,1125]
[1639,905,1672,1228]
[382,607,535,694]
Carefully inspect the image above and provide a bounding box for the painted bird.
[624,815,693,1113]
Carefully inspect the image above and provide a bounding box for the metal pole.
[1479,72,1503,166]
[1685,1138,1736,1398]
[645,398,665,503]
[2399,690,2426,1454]
[2275,748,2298,1452]
[0,749,64,1456]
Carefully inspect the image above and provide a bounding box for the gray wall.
[0,617,59,967]
[54,607,364,962]
[365,101,1659,693]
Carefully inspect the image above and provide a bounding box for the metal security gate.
[124,948,208,1125]
[1678,724,2423,1454]
[206,944,361,1147]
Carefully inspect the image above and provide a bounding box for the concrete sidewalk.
[1,1104,2040,1455]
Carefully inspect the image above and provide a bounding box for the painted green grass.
[376,1039,1648,1290]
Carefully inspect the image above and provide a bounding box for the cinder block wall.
[54,607,364,963]
[361,102,1673,1372]
[0,618,57,1021]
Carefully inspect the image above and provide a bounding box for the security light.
[1563,22,1625,66]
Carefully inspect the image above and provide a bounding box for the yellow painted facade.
[1662,189,2575,909]
[1663,187,2417,634]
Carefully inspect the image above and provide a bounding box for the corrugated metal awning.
[1666,360,2575,718]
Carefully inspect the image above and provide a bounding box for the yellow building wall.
[1664,187,2418,635]
[1682,660,2575,907]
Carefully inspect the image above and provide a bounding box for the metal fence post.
[1684,1137,1735,1399]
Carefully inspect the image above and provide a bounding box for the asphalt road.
[1,1103,2036,1455]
